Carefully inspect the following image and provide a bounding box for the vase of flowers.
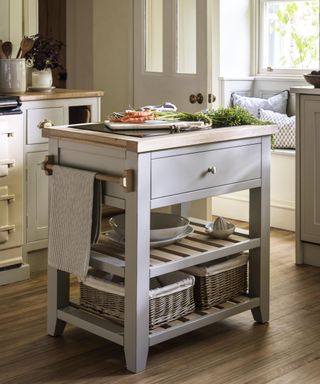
[31,67,53,88]
[25,34,63,89]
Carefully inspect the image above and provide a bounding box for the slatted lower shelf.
[64,295,259,347]
[58,306,124,346]
[90,218,259,278]
[149,295,259,345]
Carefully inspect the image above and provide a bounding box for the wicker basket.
[80,270,195,329]
[184,253,248,309]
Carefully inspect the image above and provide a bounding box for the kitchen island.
[42,122,277,373]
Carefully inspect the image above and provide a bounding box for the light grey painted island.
[42,122,277,373]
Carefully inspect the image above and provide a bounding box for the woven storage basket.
[184,253,248,309]
[80,270,195,329]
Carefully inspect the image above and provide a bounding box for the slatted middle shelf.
[90,218,259,278]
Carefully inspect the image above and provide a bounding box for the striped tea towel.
[48,165,100,280]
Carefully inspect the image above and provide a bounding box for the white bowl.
[109,212,190,241]
[205,222,235,239]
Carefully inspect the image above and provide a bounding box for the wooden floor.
[1,228,320,384]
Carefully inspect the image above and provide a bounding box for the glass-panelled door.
[133,0,211,112]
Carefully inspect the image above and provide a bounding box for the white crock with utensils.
[0,58,26,93]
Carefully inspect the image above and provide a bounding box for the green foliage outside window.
[271,1,319,69]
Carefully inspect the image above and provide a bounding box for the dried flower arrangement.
[25,34,64,71]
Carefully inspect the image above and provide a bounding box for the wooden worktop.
[0,88,104,101]
[290,86,320,95]
[42,123,277,153]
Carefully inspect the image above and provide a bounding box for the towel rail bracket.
[41,155,134,193]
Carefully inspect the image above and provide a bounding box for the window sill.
[219,75,306,83]
[254,74,306,82]
[271,149,295,156]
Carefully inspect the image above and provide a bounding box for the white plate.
[105,225,193,248]
[109,212,190,241]
[28,86,56,92]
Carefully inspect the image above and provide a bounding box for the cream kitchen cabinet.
[0,111,27,285]
[19,90,103,258]
[26,151,49,243]
[291,87,320,267]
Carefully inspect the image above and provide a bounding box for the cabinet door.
[26,151,48,242]
[301,96,320,244]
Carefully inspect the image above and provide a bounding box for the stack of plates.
[107,212,193,248]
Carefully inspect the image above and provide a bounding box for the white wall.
[66,0,94,91]
[219,0,252,77]
[0,0,23,57]
[67,0,132,118]
[92,0,132,118]
[0,0,10,41]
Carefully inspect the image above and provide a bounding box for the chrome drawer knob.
[207,166,217,174]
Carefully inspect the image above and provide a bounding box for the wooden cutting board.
[104,120,205,131]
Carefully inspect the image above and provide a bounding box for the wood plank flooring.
[1,228,320,384]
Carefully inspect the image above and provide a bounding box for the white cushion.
[231,90,289,118]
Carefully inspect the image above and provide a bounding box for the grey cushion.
[231,90,289,118]
[259,108,295,149]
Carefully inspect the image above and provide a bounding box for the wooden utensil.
[17,37,34,58]
[2,41,12,59]
[0,40,6,59]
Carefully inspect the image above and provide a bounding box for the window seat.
[213,148,295,231]
[212,78,300,231]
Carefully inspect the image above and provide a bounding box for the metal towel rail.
[42,155,134,192]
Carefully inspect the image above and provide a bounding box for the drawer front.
[27,107,64,144]
[151,144,261,199]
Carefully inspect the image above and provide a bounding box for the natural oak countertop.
[0,88,104,101]
[290,86,320,95]
[42,122,277,153]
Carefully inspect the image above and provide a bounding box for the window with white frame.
[259,0,319,74]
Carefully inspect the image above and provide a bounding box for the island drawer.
[151,143,261,199]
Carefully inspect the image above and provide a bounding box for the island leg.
[172,202,191,217]
[124,152,151,373]
[249,136,270,324]
[47,139,69,336]
[47,266,69,336]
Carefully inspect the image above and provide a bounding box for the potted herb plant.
[25,34,63,89]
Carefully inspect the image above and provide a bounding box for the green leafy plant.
[154,106,267,128]
[155,106,275,148]
[205,107,265,128]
